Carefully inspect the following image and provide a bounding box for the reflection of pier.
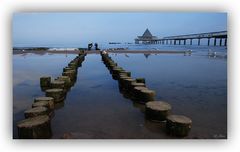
[135,29,227,46]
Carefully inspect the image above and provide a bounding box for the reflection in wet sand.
[13,52,227,139]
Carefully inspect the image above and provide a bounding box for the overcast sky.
[12,12,227,47]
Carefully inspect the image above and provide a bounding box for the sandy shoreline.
[13,49,187,55]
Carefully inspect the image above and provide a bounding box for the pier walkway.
[135,29,227,47]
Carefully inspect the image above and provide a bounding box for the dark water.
[13,47,227,139]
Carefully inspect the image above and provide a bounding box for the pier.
[135,29,227,46]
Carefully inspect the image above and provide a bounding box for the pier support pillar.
[220,38,222,46]
[170,40,172,45]
[184,39,186,45]
[190,39,192,45]
[174,40,176,45]
[179,40,181,45]
[224,38,227,46]
[198,38,200,46]
[214,38,217,46]
[208,38,210,46]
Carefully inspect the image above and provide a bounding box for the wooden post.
[179,40,181,45]
[174,40,176,45]
[184,39,186,45]
[220,38,222,46]
[224,38,227,46]
[190,39,192,45]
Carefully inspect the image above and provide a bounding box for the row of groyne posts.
[101,52,192,137]
[16,51,87,139]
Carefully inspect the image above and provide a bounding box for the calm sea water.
[13,45,227,139]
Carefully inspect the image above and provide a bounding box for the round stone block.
[166,115,192,137]
[17,115,52,139]
[145,101,172,121]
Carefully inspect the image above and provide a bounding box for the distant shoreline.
[13,49,187,55]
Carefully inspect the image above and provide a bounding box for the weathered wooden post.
[32,100,54,111]
[62,70,76,81]
[145,101,171,121]
[45,88,65,103]
[136,78,145,84]
[40,76,51,89]
[17,115,52,139]
[133,86,148,101]
[139,89,156,103]
[123,78,136,92]
[34,97,54,110]
[51,80,65,90]
[166,115,192,137]
[24,107,49,118]
[56,76,72,88]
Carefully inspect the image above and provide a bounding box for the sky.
[12,12,227,47]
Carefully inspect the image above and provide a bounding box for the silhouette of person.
[94,43,99,50]
[88,43,93,50]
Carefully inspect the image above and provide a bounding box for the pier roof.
[136,28,159,40]
[142,28,153,37]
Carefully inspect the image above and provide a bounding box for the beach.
[13,45,227,139]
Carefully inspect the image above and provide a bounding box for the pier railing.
[135,31,227,46]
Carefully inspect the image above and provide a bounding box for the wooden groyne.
[17,51,87,139]
[100,51,192,137]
